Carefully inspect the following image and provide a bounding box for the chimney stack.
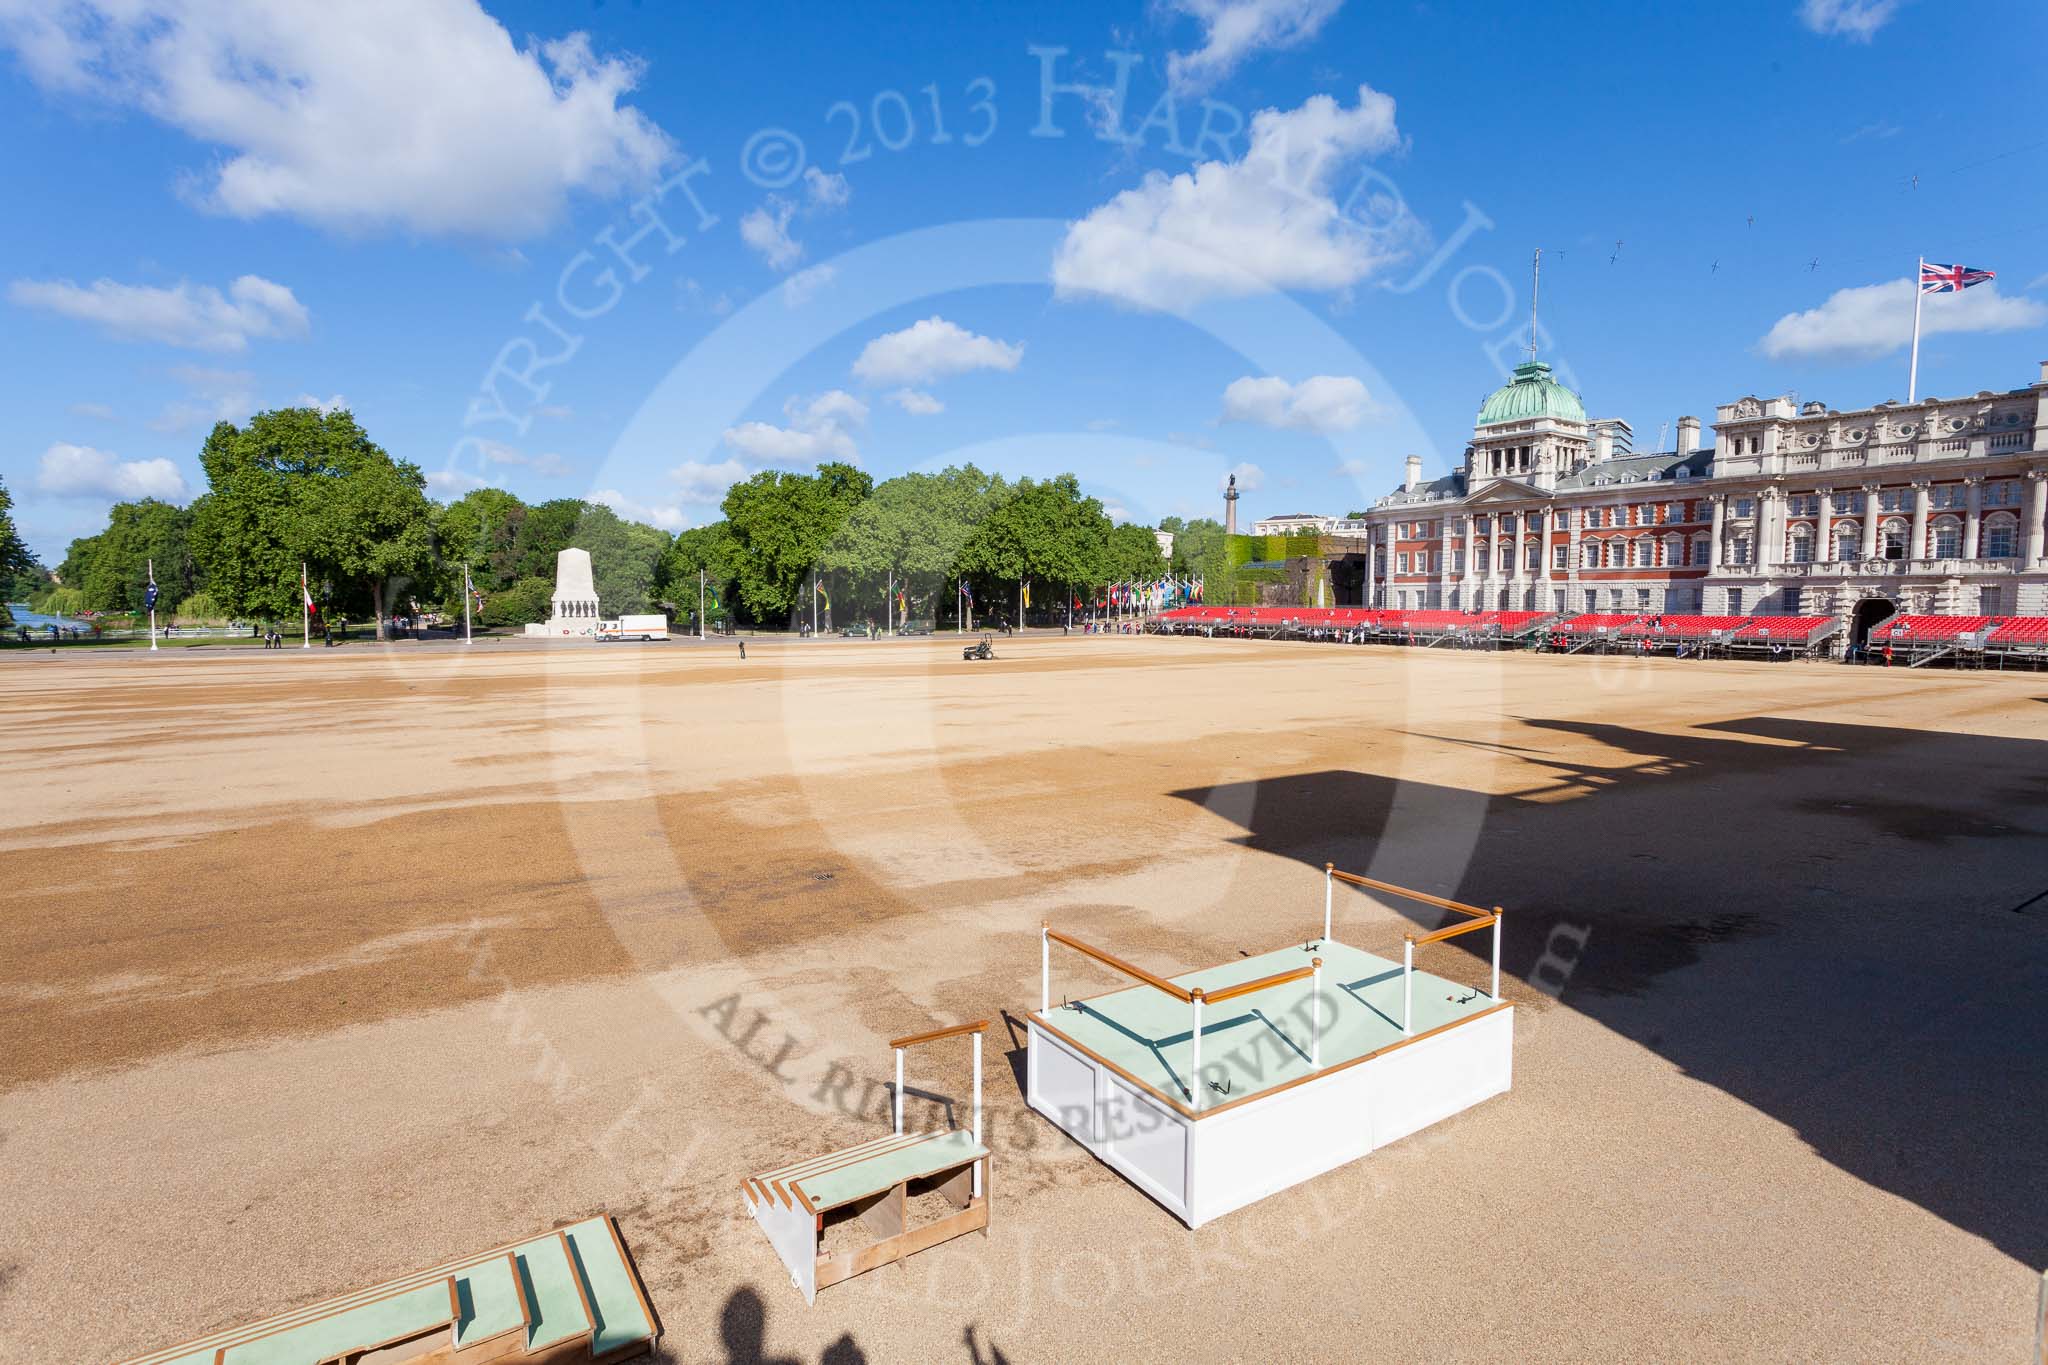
[2037,359,2048,385]
[1403,454,1422,492]
[1677,416,1701,455]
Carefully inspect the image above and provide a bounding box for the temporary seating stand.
[745,1021,991,1304]
[114,1214,659,1365]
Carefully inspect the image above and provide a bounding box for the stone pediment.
[1465,478,1546,503]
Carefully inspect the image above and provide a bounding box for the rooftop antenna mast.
[1528,247,1541,363]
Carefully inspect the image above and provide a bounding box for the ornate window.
[1690,532,1710,566]
[1834,522,1860,561]
[1788,527,1814,564]
[1929,517,1961,559]
[1880,519,1909,560]
[1983,516,2017,558]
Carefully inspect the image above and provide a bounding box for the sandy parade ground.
[0,633,2042,1363]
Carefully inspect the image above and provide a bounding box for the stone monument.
[525,547,602,637]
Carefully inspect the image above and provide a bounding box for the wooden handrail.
[1329,866,1491,920]
[1201,961,1319,1006]
[1406,915,1498,947]
[888,1019,991,1050]
[1045,928,1194,1002]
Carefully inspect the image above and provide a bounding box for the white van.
[603,614,669,641]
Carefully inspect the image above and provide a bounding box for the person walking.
[738,639,746,660]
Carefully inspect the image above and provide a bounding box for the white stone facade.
[1341,360,2048,645]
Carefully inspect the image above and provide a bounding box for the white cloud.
[851,316,1024,385]
[427,468,489,497]
[1085,417,1122,432]
[151,364,256,432]
[669,458,750,505]
[1102,501,1131,524]
[782,263,836,308]
[1220,374,1372,433]
[68,401,117,421]
[35,443,188,500]
[1797,0,1902,41]
[1165,0,1344,94]
[0,2,673,238]
[1222,461,1264,492]
[295,392,347,415]
[534,403,573,420]
[721,390,868,464]
[1758,277,2047,362]
[803,166,850,210]
[1051,84,1413,311]
[678,278,736,316]
[588,488,686,530]
[739,197,802,270]
[474,440,573,478]
[9,273,307,351]
[887,388,945,416]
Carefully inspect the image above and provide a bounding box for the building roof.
[1477,360,1587,427]
[1551,447,1713,491]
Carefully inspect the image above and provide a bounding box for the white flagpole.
[301,563,310,649]
[147,558,158,652]
[698,567,706,640]
[1908,256,1924,404]
[463,563,472,644]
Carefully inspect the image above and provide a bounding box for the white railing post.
[1311,959,1323,1067]
[971,1030,984,1196]
[1189,990,1205,1105]
[893,1047,904,1136]
[1323,862,1334,944]
[1040,925,1050,1013]
[1491,909,1502,1000]
[1403,939,1414,1038]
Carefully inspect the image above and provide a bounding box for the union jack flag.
[1920,261,1995,294]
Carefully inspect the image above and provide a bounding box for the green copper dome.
[1476,361,1586,427]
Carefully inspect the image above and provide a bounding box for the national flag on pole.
[1919,262,1995,294]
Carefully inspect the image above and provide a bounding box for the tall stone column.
[1708,495,1726,570]
[1760,488,1783,567]
[1909,481,1931,563]
[1860,485,1881,560]
[1962,478,1981,561]
[1441,514,1456,607]
[2028,470,2048,566]
[1816,488,1834,562]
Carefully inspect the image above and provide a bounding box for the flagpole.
[1908,256,1924,404]
[301,562,310,649]
[699,567,706,640]
[463,563,473,644]
[147,558,158,652]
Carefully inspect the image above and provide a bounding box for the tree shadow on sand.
[1169,714,2048,1268]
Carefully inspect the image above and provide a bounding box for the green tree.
[479,575,554,627]
[190,408,435,639]
[1101,520,1168,584]
[512,498,586,581]
[826,465,1002,623]
[662,520,741,628]
[964,473,1108,619]
[435,487,527,591]
[723,462,874,624]
[573,502,671,615]
[0,476,38,627]
[60,500,198,614]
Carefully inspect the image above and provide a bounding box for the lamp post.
[146,559,158,652]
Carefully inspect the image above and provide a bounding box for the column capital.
[1959,474,1982,485]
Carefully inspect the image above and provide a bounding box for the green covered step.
[793,1129,988,1212]
[114,1214,657,1365]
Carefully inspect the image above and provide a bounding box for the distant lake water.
[7,603,100,632]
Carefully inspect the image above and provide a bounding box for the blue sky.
[3,0,2045,563]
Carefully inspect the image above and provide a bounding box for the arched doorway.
[1851,596,1894,650]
